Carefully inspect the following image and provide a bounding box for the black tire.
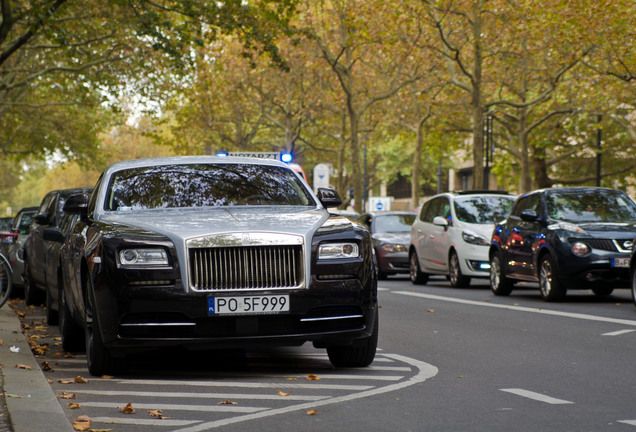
[409,251,428,285]
[85,274,126,376]
[23,260,44,306]
[45,284,59,325]
[538,255,566,302]
[449,251,470,288]
[490,253,513,296]
[327,312,378,367]
[0,257,13,308]
[592,287,613,297]
[59,282,84,352]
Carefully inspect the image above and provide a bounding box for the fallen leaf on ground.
[121,402,135,414]
[74,376,88,383]
[276,390,290,397]
[5,394,25,398]
[426,309,435,312]
[72,415,91,431]
[217,400,237,405]
[64,352,75,358]
[307,374,321,380]
[69,403,81,409]
[15,364,32,370]
[58,379,75,384]
[41,361,54,372]
[100,375,114,379]
[307,410,318,415]
[148,409,171,419]
[56,392,77,399]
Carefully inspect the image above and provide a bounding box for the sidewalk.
[0,304,74,432]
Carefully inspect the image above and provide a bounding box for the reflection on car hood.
[574,222,636,237]
[372,232,410,245]
[100,206,330,289]
[101,206,327,238]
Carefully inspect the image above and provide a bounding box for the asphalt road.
[13,276,636,431]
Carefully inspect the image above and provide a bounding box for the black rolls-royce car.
[55,156,378,375]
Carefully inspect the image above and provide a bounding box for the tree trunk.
[411,118,424,210]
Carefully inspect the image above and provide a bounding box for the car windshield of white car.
[104,163,316,210]
[454,196,515,224]
[546,190,636,223]
[374,214,415,232]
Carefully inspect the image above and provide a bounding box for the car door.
[28,192,57,288]
[423,197,452,272]
[505,193,543,278]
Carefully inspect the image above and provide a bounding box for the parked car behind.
[5,206,38,292]
[359,211,416,279]
[409,191,516,287]
[490,187,636,301]
[55,156,378,376]
[22,187,92,311]
[0,216,16,253]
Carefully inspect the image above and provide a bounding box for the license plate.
[611,257,630,268]
[208,295,290,315]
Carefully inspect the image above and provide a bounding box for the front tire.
[490,253,513,296]
[539,255,566,302]
[59,282,84,352]
[327,313,378,367]
[23,260,44,306]
[85,274,125,376]
[409,251,428,285]
[449,251,470,288]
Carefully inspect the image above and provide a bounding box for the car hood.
[459,223,496,240]
[100,206,330,289]
[372,232,410,245]
[572,222,636,238]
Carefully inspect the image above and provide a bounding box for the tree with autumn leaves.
[1,0,635,215]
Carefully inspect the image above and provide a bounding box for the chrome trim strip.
[300,314,363,323]
[120,322,196,327]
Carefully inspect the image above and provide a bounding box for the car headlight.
[381,244,407,253]
[462,231,489,246]
[571,242,591,257]
[119,248,169,266]
[318,242,359,259]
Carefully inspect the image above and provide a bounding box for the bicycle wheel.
[0,255,13,308]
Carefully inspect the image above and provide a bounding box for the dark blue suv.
[489,187,636,301]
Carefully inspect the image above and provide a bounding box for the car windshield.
[104,163,316,211]
[374,214,415,232]
[454,195,514,224]
[546,190,636,223]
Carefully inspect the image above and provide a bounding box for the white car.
[409,191,516,287]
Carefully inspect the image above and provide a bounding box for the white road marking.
[169,354,438,432]
[91,417,201,426]
[81,401,268,413]
[602,329,636,336]
[114,378,373,391]
[618,420,636,426]
[395,291,636,327]
[500,388,573,405]
[72,389,330,401]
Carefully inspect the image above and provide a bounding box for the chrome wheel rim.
[490,256,500,289]
[540,259,552,296]
[449,254,459,285]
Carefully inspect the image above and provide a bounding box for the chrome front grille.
[189,245,303,291]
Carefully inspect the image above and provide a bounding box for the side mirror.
[33,212,51,225]
[433,216,449,229]
[43,227,65,243]
[520,209,538,222]
[63,193,89,214]
[317,188,343,208]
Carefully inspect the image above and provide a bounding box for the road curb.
[0,305,74,432]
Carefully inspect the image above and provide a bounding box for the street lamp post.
[596,114,602,187]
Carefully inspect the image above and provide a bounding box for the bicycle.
[0,252,13,308]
